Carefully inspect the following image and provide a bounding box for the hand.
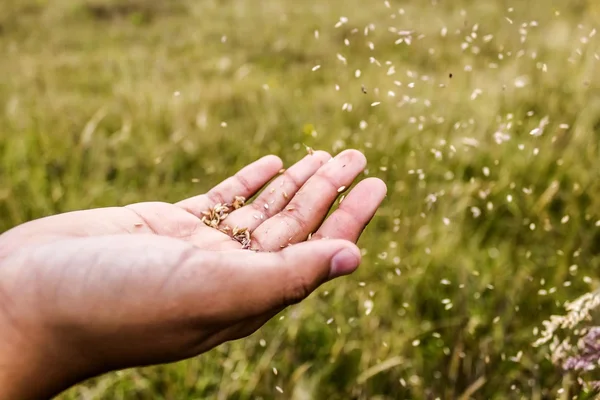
[0,149,386,399]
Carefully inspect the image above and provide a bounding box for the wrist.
[0,254,81,399]
[0,306,58,400]
[0,338,80,400]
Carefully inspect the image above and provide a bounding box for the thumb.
[212,239,361,317]
[277,238,362,282]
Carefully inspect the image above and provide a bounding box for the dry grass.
[1,0,600,398]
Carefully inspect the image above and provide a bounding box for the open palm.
[0,149,387,399]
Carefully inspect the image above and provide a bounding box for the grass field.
[2,0,600,398]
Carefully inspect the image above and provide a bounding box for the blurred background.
[1,0,600,398]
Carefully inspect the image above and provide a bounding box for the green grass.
[2,0,600,398]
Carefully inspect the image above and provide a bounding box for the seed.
[337,186,346,193]
[232,196,246,209]
[199,196,252,249]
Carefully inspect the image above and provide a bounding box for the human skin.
[0,149,387,399]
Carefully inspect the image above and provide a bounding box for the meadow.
[1,0,600,398]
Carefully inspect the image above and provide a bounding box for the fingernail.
[329,247,361,279]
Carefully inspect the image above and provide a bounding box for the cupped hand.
[0,149,386,399]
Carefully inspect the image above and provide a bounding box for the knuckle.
[206,190,227,206]
[314,172,341,193]
[234,173,253,193]
[281,208,309,233]
[283,170,304,191]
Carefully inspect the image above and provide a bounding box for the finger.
[311,178,387,242]
[223,150,331,232]
[176,155,283,218]
[251,149,367,251]
[205,239,361,320]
